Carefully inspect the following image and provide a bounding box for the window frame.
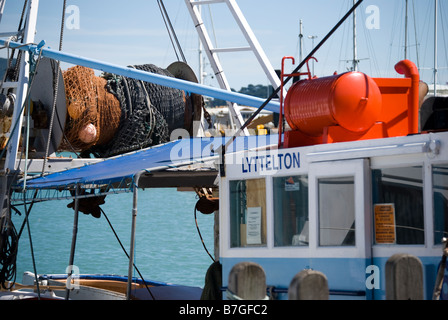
[308,159,371,258]
[432,163,448,245]
[228,178,268,248]
[371,165,425,245]
[318,175,356,247]
[272,174,309,248]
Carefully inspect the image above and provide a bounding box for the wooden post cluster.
[227,253,425,300]
[227,262,329,300]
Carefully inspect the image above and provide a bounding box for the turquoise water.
[12,188,216,288]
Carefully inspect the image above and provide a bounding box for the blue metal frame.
[0,39,280,113]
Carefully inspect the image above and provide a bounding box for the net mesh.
[61,64,186,157]
[62,66,121,151]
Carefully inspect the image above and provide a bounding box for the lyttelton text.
[241,152,300,173]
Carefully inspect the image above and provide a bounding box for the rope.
[129,66,156,141]
[0,209,18,290]
[0,0,65,295]
[194,198,216,263]
[157,0,187,63]
[22,192,40,299]
[5,0,28,83]
[100,208,156,300]
[42,0,66,173]
[0,0,50,293]
[222,0,365,154]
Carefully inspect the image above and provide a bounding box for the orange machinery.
[279,58,422,148]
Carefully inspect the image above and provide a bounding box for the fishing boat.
[220,57,448,300]
[217,0,447,300]
[0,0,446,301]
[0,0,281,300]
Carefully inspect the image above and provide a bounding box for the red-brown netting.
[61,65,121,151]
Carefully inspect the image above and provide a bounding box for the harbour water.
[13,188,215,288]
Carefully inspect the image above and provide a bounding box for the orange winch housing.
[280,59,422,148]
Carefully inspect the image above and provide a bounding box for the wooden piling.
[288,269,329,300]
[227,262,267,300]
[385,253,424,300]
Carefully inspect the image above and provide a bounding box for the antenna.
[434,0,438,96]
[299,19,303,71]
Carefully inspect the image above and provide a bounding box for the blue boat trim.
[269,287,366,296]
[220,286,366,297]
[40,273,170,287]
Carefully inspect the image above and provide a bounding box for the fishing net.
[62,66,121,151]
[61,64,187,158]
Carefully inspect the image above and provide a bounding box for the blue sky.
[0,0,446,91]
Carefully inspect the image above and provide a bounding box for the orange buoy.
[284,71,382,137]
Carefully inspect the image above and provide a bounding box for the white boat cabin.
[219,131,448,299]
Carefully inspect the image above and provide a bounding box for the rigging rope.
[157,0,187,63]
[22,192,40,299]
[100,208,156,300]
[0,46,45,289]
[42,0,66,173]
[0,208,18,290]
[0,0,65,295]
[194,197,217,263]
[221,0,365,155]
[5,0,28,83]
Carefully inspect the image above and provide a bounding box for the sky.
[0,0,447,92]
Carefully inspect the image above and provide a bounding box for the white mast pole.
[0,0,6,25]
[4,0,39,170]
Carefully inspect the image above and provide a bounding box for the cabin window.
[229,179,266,248]
[273,175,309,246]
[433,164,448,245]
[372,166,424,245]
[318,176,355,246]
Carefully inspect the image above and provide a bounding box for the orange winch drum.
[284,71,382,137]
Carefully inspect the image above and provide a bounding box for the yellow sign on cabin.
[374,204,396,244]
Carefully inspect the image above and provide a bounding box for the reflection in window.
[273,175,308,246]
[372,166,424,244]
[318,177,355,246]
[433,165,448,244]
[229,179,266,248]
